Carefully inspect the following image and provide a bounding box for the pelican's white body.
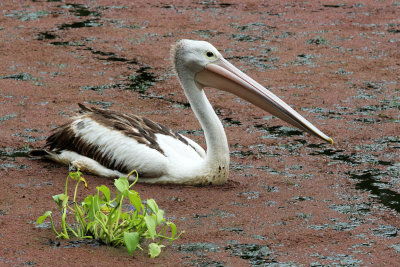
[47,108,229,185]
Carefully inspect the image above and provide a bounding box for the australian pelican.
[30,40,333,185]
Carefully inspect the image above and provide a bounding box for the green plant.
[36,170,183,258]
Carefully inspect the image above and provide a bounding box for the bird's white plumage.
[71,117,167,177]
[46,115,213,183]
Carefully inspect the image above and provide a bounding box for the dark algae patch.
[63,3,101,17]
[126,67,156,93]
[347,169,400,212]
[0,147,31,158]
[309,148,360,165]
[177,242,221,255]
[307,36,329,45]
[36,31,58,40]
[222,117,242,126]
[0,72,38,81]
[58,19,101,30]
[225,242,275,266]
[371,225,398,238]
[46,239,103,248]
[178,242,278,266]
[86,47,138,64]
[254,124,304,138]
[50,41,84,46]
[0,113,17,122]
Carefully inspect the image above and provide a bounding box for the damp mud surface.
[0,0,399,266]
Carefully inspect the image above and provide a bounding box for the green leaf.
[92,195,101,213]
[124,232,140,255]
[86,221,97,236]
[83,195,94,221]
[144,214,156,239]
[52,193,65,208]
[85,195,101,223]
[60,194,69,208]
[69,170,82,181]
[97,210,108,221]
[86,221,96,229]
[120,212,130,221]
[146,199,159,214]
[155,209,165,225]
[148,243,164,258]
[127,190,141,212]
[36,211,52,225]
[147,199,164,224]
[167,222,177,240]
[97,185,110,202]
[114,176,129,194]
[79,176,88,188]
[82,195,92,207]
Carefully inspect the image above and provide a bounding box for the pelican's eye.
[205,51,216,59]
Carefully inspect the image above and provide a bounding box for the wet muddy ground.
[0,0,399,266]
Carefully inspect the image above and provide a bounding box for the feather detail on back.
[76,103,193,155]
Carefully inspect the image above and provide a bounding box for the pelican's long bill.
[195,58,333,144]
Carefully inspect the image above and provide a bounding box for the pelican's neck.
[178,73,230,170]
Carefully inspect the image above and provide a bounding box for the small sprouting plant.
[36,170,183,258]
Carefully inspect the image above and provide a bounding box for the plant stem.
[57,173,70,239]
[128,170,139,188]
[73,179,80,203]
[49,215,60,237]
[60,207,69,239]
[73,202,87,235]
[109,195,124,243]
[66,222,79,237]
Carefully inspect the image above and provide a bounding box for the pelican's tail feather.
[28,149,51,158]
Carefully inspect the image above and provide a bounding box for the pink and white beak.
[195,58,333,144]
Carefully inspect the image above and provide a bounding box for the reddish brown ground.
[0,0,399,266]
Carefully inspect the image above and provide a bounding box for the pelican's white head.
[172,39,222,81]
[171,39,333,144]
